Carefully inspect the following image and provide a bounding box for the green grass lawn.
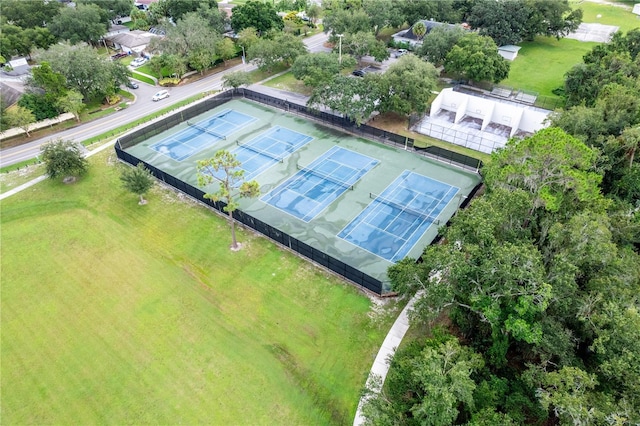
[572,0,639,33]
[1,150,397,425]
[500,1,637,104]
[262,71,313,96]
[500,36,598,100]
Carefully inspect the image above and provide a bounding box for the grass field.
[573,0,639,33]
[500,37,598,99]
[1,150,398,425]
[502,0,638,100]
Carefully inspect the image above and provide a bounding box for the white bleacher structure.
[414,88,550,153]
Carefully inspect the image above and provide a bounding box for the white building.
[415,88,550,153]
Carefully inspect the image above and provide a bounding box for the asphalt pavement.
[0,32,331,167]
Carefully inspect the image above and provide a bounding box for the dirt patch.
[367,111,411,135]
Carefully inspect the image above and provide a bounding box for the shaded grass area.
[249,64,289,83]
[0,150,397,425]
[262,71,313,96]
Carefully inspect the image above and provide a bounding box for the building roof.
[498,45,521,53]
[106,30,156,48]
[0,82,23,106]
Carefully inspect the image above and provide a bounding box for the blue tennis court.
[230,126,313,180]
[338,171,458,262]
[150,109,255,161]
[262,146,379,222]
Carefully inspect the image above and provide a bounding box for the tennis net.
[236,141,284,163]
[187,121,226,140]
[370,193,440,224]
[297,165,354,190]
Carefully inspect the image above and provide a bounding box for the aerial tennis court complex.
[117,90,481,294]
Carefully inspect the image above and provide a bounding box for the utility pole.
[337,34,344,65]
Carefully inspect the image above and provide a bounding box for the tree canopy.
[196,150,261,250]
[120,163,155,205]
[41,139,89,181]
[377,54,438,117]
[367,125,640,424]
[36,42,130,101]
[247,32,307,72]
[468,0,582,46]
[48,4,108,45]
[0,0,63,29]
[291,52,355,87]
[230,1,284,34]
[308,74,380,125]
[444,33,510,83]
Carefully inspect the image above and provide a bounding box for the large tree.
[163,0,219,22]
[0,24,56,59]
[230,1,283,34]
[36,42,131,100]
[418,25,467,67]
[521,0,583,41]
[57,90,86,122]
[27,62,67,100]
[363,337,484,426]
[40,139,89,182]
[196,150,261,250]
[222,71,252,90]
[563,30,640,108]
[342,31,389,63]
[0,0,63,29]
[468,0,582,46]
[377,54,438,117]
[322,7,372,41]
[5,106,36,137]
[362,0,404,35]
[374,126,640,424]
[77,0,134,21]
[291,52,355,87]
[48,4,108,45]
[150,13,220,74]
[120,162,155,205]
[247,32,307,72]
[444,33,510,84]
[308,74,381,125]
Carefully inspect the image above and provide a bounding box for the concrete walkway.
[353,292,422,425]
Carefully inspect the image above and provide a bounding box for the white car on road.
[152,90,170,101]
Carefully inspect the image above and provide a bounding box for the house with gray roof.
[105,30,159,55]
[392,20,458,47]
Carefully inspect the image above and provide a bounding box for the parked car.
[130,57,147,67]
[395,49,407,58]
[152,90,169,101]
[126,80,139,89]
[352,66,380,77]
[111,52,128,61]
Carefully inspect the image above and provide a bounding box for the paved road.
[0,32,330,167]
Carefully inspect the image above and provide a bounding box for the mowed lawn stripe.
[1,151,394,425]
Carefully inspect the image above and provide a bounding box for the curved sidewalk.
[353,292,422,425]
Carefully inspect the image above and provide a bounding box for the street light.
[337,34,344,65]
